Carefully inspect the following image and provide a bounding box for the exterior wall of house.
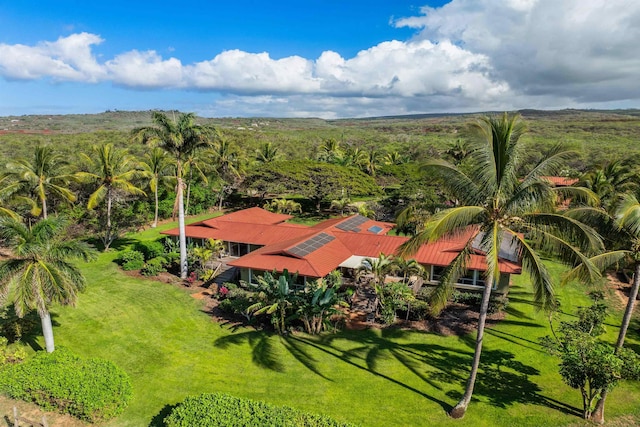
[426,264,511,294]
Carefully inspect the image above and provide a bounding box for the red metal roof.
[196,207,292,228]
[163,207,522,277]
[541,176,579,187]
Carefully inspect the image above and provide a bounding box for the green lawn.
[32,220,640,426]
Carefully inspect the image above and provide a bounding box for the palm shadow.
[314,328,581,417]
[214,330,285,372]
[0,306,61,351]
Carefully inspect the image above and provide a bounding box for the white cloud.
[1,1,639,117]
[395,0,640,102]
[0,33,104,82]
[106,50,184,88]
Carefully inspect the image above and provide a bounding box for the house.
[162,207,521,293]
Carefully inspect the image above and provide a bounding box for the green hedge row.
[165,393,357,427]
[0,348,132,422]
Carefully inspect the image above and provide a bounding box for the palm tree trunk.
[104,187,113,250]
[186,168,192,216]
[450,277,493,419]
[42,197,47,219]
[152,182,159,228]
[177,176,188,279]
[41,311,55,353]
[590,262,640,424]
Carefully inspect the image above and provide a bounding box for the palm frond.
[562,250,630,285]
[397,206,484,257]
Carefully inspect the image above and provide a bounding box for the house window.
[429,266,494,289]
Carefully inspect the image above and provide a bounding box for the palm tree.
[132,111,217,279]
[398,113,602,418]
[6,145,77,219]
[391,257,426,284]
[76,144,147,250]
[0,216,94,352]
[579,160,637,213]
[209,138,243,211]
[140,147,173,228]
[255,142,280,163]
[362,148,381,176]
[384,151,408,165]
[0,173,22,219]
[566,194,640,423]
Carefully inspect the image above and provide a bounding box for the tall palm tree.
[0,216,94,352]
[565,193,640,423]
[398,113,602,418]
[132,112,217,279]
[76,144,147,250]
[209,138,243,211]
[6,145,77,219]
[140,147,174,228]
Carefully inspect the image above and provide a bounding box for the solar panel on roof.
[287,232,335,257]
[336,215,369,232]
[472,232,520,263]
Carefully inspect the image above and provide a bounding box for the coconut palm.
[76,144,147,250]
[0,216,94,352]
[391,257,426,284]
[132,111,217,279]
[255,142,280,164]
[398,113,602,418]
[140,147,174,228]
[209,138,243,211]
[6,145,76,219]
[0,173,23,219]
[565,193,640,423]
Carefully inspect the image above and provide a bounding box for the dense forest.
[1,108,640,246]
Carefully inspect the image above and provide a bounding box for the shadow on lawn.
[214,326,581,417]
[148,403,178,427]
[0,306,63,352]
[214,331,285,372]
[304,328,580,417]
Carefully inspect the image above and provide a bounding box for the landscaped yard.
[3,216,640,426]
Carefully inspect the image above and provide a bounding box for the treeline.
[1,110,640,249]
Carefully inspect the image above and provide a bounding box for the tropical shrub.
[0,337,27,366]
[451,290,509,314]
[541,294,640,419]
[141,256,168,276]
[164,392,357,427]
[134,240,165,260]
[0,348,132,422]
[119,249,145,270]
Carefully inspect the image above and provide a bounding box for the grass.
[7,219,640,426]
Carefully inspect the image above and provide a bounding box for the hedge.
[0,348,132,422]
[164,393,357,427]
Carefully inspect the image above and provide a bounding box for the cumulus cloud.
[1,0,639,117]
[0,32,104,82]
[395,0,640,102]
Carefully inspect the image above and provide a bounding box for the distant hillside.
[1,109,639,169]
[2,108,639,134]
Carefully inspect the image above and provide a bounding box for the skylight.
[367,225,384,234]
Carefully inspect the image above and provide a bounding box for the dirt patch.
[605,272,638,311]
[0,395,88,427]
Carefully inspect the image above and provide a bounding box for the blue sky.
[1,0,639,118]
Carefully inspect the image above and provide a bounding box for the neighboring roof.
[194,207,293,227]
[163,207,522,278]
[541,176,579,187]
